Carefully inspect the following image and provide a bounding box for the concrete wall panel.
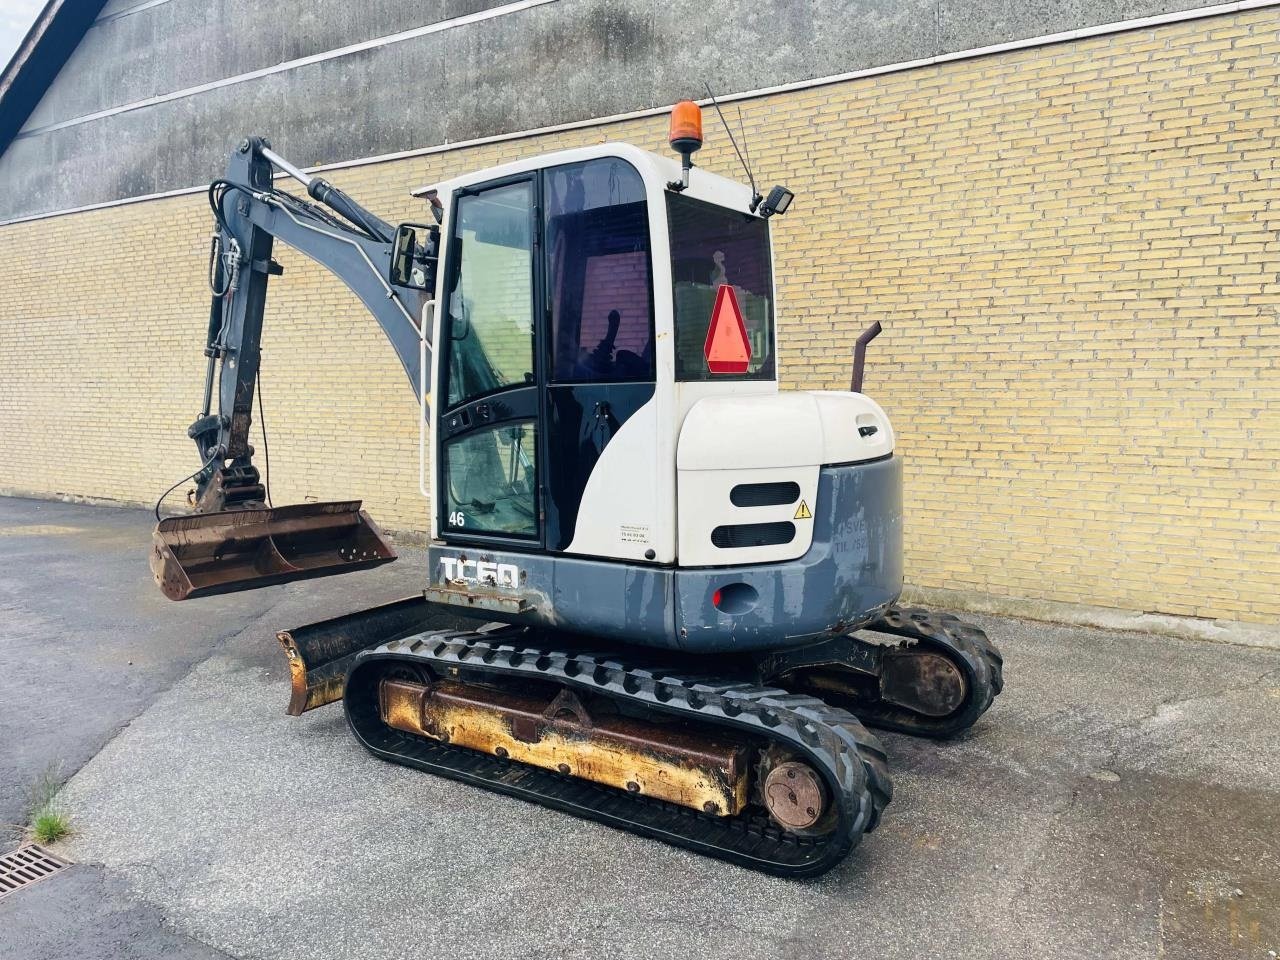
[1,0,1220,219]
[24,0,509,127]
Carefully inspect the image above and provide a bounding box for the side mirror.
[390,223,438,291]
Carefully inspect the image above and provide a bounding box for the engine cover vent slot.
[729,481,800,508]
[711,521,796,549]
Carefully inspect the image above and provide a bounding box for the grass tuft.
[30,807,70,844]
[26,761,71,844]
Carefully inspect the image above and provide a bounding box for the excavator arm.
[193,135,433,508]
[151,137,440,600]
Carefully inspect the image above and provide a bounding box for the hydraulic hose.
[306,178,393,243]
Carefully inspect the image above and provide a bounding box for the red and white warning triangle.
[704,284,752,374]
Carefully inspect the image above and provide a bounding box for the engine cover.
[675,391,895,566]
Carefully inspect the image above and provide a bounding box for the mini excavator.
[151,101,1003,877]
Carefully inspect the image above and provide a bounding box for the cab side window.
[544,160,655,383]
[668,193,775,382]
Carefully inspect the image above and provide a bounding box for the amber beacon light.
[667,100,703,192]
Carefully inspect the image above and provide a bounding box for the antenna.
[735,103,757,208]
[703,81,761,210]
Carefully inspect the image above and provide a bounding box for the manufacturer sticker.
[439,557,520,588]
[620,524,650,544]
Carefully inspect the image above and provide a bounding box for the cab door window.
[443,422,537,537]
[445,180,536,408]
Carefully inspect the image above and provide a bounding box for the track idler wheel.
[761,606,1004,739]
[757,746,837,837]
[879,648,968,718]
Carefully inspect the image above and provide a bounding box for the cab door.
[540,157,657,556]
[436,175,542,546]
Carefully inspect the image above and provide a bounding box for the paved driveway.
[1,496,1278,960]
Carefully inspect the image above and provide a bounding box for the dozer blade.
[277,596,480,715]
[150,500,395,601]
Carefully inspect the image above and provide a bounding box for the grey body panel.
[674,456,904,650]
[425,548,678,648]
[425,455,903,653]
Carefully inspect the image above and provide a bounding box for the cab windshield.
[667,194,775,381]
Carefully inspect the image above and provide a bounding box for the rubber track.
[860,605,1005,737]
[344,627,892,877]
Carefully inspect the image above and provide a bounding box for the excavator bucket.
[150,500,395,601]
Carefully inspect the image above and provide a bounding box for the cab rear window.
[667,194,775,381]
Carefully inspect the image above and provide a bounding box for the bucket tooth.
[150,500,395,601]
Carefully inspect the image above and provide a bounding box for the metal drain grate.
[0,844,70,900]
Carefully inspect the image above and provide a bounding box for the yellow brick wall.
[1,10,1277,624]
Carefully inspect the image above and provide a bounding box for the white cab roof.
[413,142,757,214]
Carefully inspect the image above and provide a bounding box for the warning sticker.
[704,284,752,374]
[793,500,812,520]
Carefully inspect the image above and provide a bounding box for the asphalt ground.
[2,495,1279,960]
[0,496,277,846]
[0,495,465,959]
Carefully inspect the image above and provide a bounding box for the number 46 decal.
[448,511,466,527]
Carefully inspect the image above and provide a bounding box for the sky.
[0,0,45,68]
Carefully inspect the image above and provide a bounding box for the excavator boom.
[151,137,436,599]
